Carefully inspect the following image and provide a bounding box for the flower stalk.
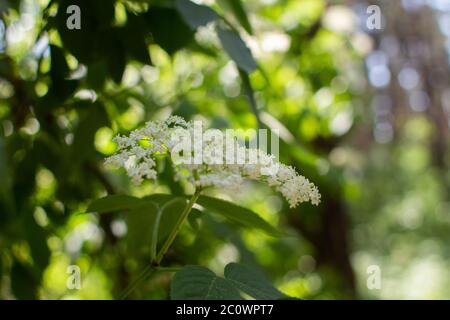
[119,188,201,299]
[154,188,202,264]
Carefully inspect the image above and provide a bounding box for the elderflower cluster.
[105,116,320,207]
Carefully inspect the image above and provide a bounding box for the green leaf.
[157,197,188,242]
[171,263,287,300]
[88,193,187,256]
[126,201,158,257]
[151,207,164,261]
[197,195,281,236]
[114,194,187,259]
[224,263,285,300]
[216,24,257,74]
[150,197,187,260]
[87,195,142,213]
[120,14,152,65]
[218,0,253,34]
[143,193,178,205]
[175,0,220,29]
[146,7,194,55]
[171,265,242,300]
[188,208,203,231]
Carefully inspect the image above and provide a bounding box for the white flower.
[105,116,321,207]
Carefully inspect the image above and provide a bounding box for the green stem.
[118,189,201,299]
[151,198,180,262]
[119,265,155,300]
[155,189,201,264]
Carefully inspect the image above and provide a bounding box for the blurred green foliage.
[1,0,449,300]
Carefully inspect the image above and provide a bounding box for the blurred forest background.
[1,0,450,299]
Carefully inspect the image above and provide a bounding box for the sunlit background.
[1,0,450,300]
